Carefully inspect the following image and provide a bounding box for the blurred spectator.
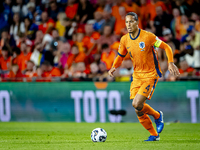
[185,26,200,68]
[0,29,16,50]
[97,25,117,51]
[0,7,9,37]
[147,0,167,21]
[71,62,87,79]
[179,59,195,77]
[0,0,200,81]
[0,45,12,71]
[1,63,23,81]
[42,30,53,51]
[100,10,115,34]
[122,0,140,16]
[93,11,104,31]
[30,42,44,67]
[58,42,71,69]
[96,0,107,12]
[35,30,44,44]
[63,18,77,40]
[65,0,79,20]
[12,0,28,18]
[17,42,32,71]
[16,32,33,50]
[100,43,116,70]
[104,0,114,13]
[34,4,43,25]
[187,26,200,51]
[180,0,200,17]
[98,62,111,81]
[3,0,13,25]
[139,0,149,29]
[170,8,181,40]
[55,12,66,37]
[114,6,127,36]
[65,44,86,69]
[82,20,100,56]
[111,0,123,21]
[50,28,66,52]
[75,32,85,52]
[76,0,94,24]
[12,46,21,64]
[153,6,172,36]
[38,11,55,34]
[41,60,61,78]
[162,28,180,51]
[26,2,35,20]
[88,62,99,80]
[23,60,37,79]
[24,17,38,40]
[178,15,190,37]
[48,1,62,22]
[10,13,25,41]
[190,12,200,32]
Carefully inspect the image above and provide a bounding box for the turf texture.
[0,122,199,150]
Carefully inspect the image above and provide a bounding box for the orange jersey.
[101,50,116,70]
[65,3,79,19]
[82,32,100,54]
[121,2,140,16]
[17,52,32,71]
[118,29,162,79]
[147,1,167,21]
[0,56,12,70]
[66,52,86,68]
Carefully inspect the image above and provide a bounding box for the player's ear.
[136,20,139,25]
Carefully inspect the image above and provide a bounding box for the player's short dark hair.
[126,12,138,21]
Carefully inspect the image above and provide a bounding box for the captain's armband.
[154,39,162,48]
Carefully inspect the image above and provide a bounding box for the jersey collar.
[129,28,141,40]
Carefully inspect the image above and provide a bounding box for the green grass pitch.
[0,122,200,150]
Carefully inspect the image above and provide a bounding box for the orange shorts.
[130,78,158,100]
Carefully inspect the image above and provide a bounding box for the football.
[91,128,107,142]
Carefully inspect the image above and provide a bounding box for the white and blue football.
[91,128,107,142]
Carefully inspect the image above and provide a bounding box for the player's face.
[125,15,138,33]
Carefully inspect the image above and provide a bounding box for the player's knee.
[132,100,143,110]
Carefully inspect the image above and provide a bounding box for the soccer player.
[108,12,180,141]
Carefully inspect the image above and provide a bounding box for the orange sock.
[138,114,158,136]
[140,103,160,119]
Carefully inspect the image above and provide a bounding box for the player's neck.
[130,28,139,39]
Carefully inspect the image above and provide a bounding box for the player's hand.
[108,67,116,77]
[168,62,180,76]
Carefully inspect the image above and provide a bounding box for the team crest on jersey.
[139,42,145,49]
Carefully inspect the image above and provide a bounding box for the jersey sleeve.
[148,32,162,47]
[118,36,127,57]
[148,32,174,63]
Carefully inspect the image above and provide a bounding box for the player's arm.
[154,39,180,76]
[108,38,127,77]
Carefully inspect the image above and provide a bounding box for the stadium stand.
[0,0,200,82]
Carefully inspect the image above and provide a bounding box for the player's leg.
[136,78,164,134]
[132,94,158,138]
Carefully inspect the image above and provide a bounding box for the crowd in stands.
[0,0,200,82]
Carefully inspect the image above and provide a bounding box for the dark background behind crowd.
[0,0,199,82]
